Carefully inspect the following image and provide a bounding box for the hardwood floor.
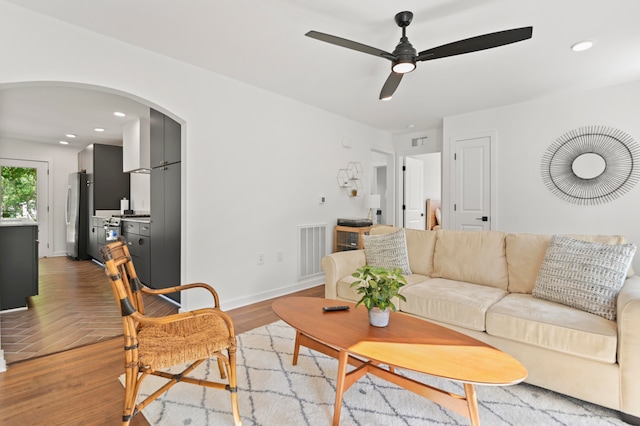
[0,257,324,425]
[1,257,176,363]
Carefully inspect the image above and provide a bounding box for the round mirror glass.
[572,153,606,179]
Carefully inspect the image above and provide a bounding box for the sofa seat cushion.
[486,294,617,363]
[399,278,508,331]
[336,273,429,302]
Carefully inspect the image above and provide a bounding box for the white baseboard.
[200,276,325,312]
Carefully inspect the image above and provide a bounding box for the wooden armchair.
[101,239,241,425]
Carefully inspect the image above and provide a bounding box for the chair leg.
[217,356,227,379]
[122,362,140,426]
[224,346,242,426]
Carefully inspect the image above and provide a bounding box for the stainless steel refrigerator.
[66,172,89,259]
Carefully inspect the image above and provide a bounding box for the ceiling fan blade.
[416,27,533,62]
[306,30,395,60]
[379,72,403,100]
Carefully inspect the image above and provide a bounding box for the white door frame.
[447,131,497,230]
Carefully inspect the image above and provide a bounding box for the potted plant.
[350,265,407,327]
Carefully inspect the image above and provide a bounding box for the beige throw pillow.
[532,235,637,320]
[362,229,412,275]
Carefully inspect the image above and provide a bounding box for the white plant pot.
[368,307,390,327]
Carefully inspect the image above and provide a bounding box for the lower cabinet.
[121,220,151,285]
[0,224,38,310]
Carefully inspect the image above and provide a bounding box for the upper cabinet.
[150,108,181,168]
[79,144,130,213]
[123,116,151,173]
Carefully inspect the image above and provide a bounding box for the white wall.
[443,79,640,272]
[0,2,393,310]
[0,137,79,256]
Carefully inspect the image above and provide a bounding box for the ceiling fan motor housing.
[395,11,413,27]
[392,12,417,73]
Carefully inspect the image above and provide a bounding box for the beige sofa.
[322,226,640,424]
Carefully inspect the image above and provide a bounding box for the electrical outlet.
[276,250,284,262]
[257,252,265,265]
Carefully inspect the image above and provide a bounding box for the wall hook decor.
[540,125,640,205]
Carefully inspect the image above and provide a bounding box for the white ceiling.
[2,0,640,148]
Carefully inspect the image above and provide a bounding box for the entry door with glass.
[0,158,49,257]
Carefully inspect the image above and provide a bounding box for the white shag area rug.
[123,321,626,425]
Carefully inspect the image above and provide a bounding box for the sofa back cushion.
[506,233,635,294]
[370,226,437,276]
[432,230,509,290]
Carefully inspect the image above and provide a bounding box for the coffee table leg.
[333,349,350,426]
[293,331,301,365]
[463,383,481,426]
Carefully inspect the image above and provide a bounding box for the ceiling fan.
[306,11,533,100]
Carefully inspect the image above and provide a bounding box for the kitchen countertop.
[0,219,39,227]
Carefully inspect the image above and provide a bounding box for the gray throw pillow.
[362,228,412,275]
[532,235,637,320]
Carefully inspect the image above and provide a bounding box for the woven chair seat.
[138,314,232,370]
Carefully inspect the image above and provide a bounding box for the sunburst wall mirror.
[540,125,640,205]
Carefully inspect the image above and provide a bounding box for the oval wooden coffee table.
[272,297,527,426]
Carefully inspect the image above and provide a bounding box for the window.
[1,165,38,220]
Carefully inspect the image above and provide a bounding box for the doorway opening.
[400,152,442,229]
[370,149,395,226]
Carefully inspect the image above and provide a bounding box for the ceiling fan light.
[392,61,415,74]
[571,40,593,52]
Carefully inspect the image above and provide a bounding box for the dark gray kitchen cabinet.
[150,108,181,169]
[0,224,38,310]
[122,220,151,285]
[80,144,130,213]
[79,144,130,261]
[150,109,181,304]
[88,216,100,260]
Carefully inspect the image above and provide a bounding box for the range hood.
[123,117,151,173]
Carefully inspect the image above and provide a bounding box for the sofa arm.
[617,275,640,418]
[322,250,366,299]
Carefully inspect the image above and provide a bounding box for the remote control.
[322,305,350,312]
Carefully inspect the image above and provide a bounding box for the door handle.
[475,216,489,222]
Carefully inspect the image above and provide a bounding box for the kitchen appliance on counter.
[104,217,121,243]
[66,172,89,260]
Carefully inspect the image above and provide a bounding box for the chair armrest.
[617,275,640,417]
[322,250,366,299]
[141,282,220,307]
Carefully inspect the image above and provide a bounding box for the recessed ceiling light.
[113,111,126,117]
[407,124,415,129]
[65,133,76,138]
[571,40,593,52]
[59,141,69,145]
[94,127,105,132]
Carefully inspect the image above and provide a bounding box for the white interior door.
[0,158,50,257]
[404,156,424,229]
[453,135,492,230]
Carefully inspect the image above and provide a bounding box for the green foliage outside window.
[1,166,37,220]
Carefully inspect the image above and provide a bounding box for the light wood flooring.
[0,256,324,425]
